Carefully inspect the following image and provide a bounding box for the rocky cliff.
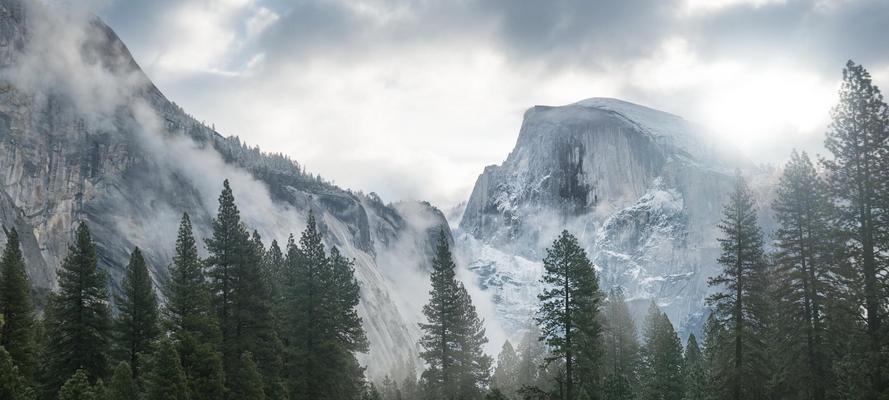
[458,98,772,337]
[0,0,444,379]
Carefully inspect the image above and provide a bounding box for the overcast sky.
[90,0,889,208]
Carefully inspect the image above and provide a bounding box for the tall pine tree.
[682,334,712,400]
[706,177,770,400]
[639,302,684,400]
[164,213,225,400]
[113,247,160,380]
[771,151,835,400]
[492,340,519,397]
[419,229,491,400]
[536,230,602,400]
[821,60,889,399]
[0,228,37,382]
[44,222,112,394]
[143,338,189,400]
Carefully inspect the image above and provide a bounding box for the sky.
[88,0,889,208]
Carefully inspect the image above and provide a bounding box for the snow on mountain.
[457,97,774,341]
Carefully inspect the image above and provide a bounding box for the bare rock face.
[0,0,445,378]
[458,98,770,337]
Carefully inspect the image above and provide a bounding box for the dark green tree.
[44,222,112,393]
[0,343,35,400]
[164,213,225,400]
[682,334,712,400]
[230,351,266,400]
[706,177,770,400]
[601,288,640,400]
[106,362,136,400]
[58,369,98,400]
[821,60,889,399]
[419,229,491,400]
[771,151,837,400]
[536,230,602,400]
[0,228,37,382]
[639,302,684,400]
[113,247,160,380]
[143,338,188,400]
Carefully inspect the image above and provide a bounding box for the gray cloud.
[91,0,889,207]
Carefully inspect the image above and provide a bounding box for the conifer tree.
[113,247,160,380]
[0,344,34,400]
[164,213,225,400]
[205,179,247,372]
[419,229,491,400]
[106,362,136,400]
[682,334,712,400]
[58,369,98,400]
[706,177,770,400]
[492,340,519,396]
[639,302,683,400]
[0,228,37,382]
[601,288,640,400]
[44,222,112,393]
[536,230,602,400]
[230,351,266,400]
[143,338,188,400]
[771,151,836,400]
[821,60,889,398]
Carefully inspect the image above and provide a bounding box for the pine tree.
[0,344,35,400]
[284,212,329,399]
[58,369,98,400]
[0,228,37,382]
[230,351,266,400]
[44,222,112,393]
[771,151,836,400]
[113,247,160,380]
[706,177,770,400]
[205,181,283,397]
[143,338,188,400]
[601,288,641,400]
[639,302,684,400]
[536,230,602,400]
[682,334,712,400]
[164,213,225,400]
[492,340,519,396]
[205,179,248,374]
[821,60,889,399]
[419,229,491,400]
[106,362,136,400]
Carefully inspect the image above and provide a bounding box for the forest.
[0,60,887,400]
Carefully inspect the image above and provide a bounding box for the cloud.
[91,0,889,208]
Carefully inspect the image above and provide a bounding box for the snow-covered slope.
[458,98,771,339]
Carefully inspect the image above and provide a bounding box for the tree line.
[0,179,368,400]
[369,60,889,400]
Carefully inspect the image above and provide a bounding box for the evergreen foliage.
[639,302,684,400]
[164,213,225,400]
[113,247,160,380]
[106,362,136,400]
[0,228,37,382]
[536,230,602,400]
[821,60,889,399]
[44,222,112,394]
[143,338,189,400]
[419,229,492,400]
[706,177,771,400]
